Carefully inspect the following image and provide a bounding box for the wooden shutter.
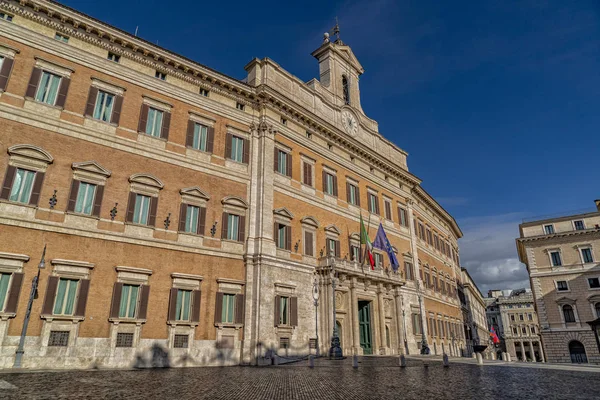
[221,212,228,239]
[285,225,292,251]
[168,288,178,321]
[385,202,391,220]
[225,133,232,159]
[206,126,214,153]
[84,87,98,117]
[29,172,44,206]
[25,67,41,98]
[290,297,298,326]
[148,196,158,227]
[160,111,171,140]
[138,285,150,320]
[356,186,361,206]
[304,231,313,256]
[74,279,90,317]
[286,153,292,177]
[335,240,341,258]
[242,138,250,164]
[125,192,137,223]
[3,272,23,313]
[322,170,327,193]
[274,147,279,172]
[197,207,206,236]
[137,104,149,132]
[41,276,59,315]
[274,295,280,326]
[346,182,351,203]
[92,185,104,217]
[109,282,123,319]
[375,197,380,215]
[1,166,16,200]
[191,290,201,323]
[178,203,187,232]
[110,95,123,125]
[214,292,223,324]
[306,164,312,186]
[0,57,14,91]
[185,120,195,148]
[273,222,278,246]
[332,175,338,197]
[238,215,246,242]
[235,294,245,324]
[55,77,70,108]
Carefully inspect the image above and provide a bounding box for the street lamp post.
[312,274,320,357]
[14,245,46,368]
[402,309,409,355]
[328,257,343,359]
[417,281,429,354]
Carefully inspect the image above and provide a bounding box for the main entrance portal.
[358,301,372,355]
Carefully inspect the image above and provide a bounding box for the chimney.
[595,199,600,212]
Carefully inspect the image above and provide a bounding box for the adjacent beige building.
[459,268,488,357]
[517,200,600,364]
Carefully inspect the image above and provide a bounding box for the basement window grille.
[116,332,134,348]
[48,331,70,347]
[173,334,189,348]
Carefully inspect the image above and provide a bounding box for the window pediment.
[221,196,248,209]
[129,173,164,189]
[274,207,294,220]
[8,144,54,165]
[587,294,600,303]
[180,187,210,201]
[556,296,577,306]
[325,224,341,236]
[301,216,319,228]
[72,161,111,182]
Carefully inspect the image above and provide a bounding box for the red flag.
[490,327,500,344]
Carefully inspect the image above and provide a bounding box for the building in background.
[0,0,464,369]
[459,268,488,357]
[517,200,600,364]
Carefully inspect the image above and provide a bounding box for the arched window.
[562,304,576,323]
[595,302,600,318]
[342,75,350,105]
[569,340,588,363]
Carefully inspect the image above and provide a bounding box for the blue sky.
[62,0,600,292]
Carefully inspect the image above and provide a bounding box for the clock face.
[342,111,358,136]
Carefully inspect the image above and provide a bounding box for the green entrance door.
[358,301,372,355]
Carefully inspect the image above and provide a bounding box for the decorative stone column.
[520,341,526,361]
[377,283,387,355]
[529,341,536,362]
[538,341,545,362]
[394,288,405,355]
[350,278,360,354]
[405,198,427,342]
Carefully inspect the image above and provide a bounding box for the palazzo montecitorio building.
[0,0,465,369]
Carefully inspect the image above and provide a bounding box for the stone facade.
[0,0,465,369]
[459,268,488,357]
[517,200,600,364]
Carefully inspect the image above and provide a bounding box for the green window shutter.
[185,120,195,148]
[290,297,298,326]
[221,212,228,239]
[147,197,158,227]
[197,207,206,236]
[110,95,123,125]
[178,203,187,232]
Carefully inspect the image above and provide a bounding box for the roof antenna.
[134,26,139,37]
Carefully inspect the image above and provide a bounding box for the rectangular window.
[191,123,208,151]
[351,245,360,262]
[277,224,286,249]
[236,102,245,111]
[74,182,96,215]
[582,248,594,263]
[384,200,392,220]
[133,194,151,225]
[368,193,378,214]
[155,70,166,80]
[347,183,358,205]
[227,214,240,241]
[306,131,312,139]
[116,332,134,347]
[174,334,189,348]
[281,117,287,126]
[432,277,438,291]
[279,296,289,325]
[53,278,79,316]
[588,278,600,289]
[35,71,62,105]
[230,136,244,162]
[544,224,555,234]
[574,220,585,230]
[54,33,69,43]
[0,272,12,311]
[550,251,562,267]
[93,90,115,122]
[145,107,164,137]
[199,88,209,97]
[175,289,192,321]
[398,207,407,227]
[327,238,336,256]
[9,168,36,204]
[404,262,413,280]
[0,13,13,21]
[325,173,335,196]
[531,326,536,334]
[119,284,139,319]
[107,52,120,63]
[302,162,313,187]
[528,313,533,320]
[374,253,383,269]
[221,293,235,323]
[434,234,439,250]
[277,150,288,175]
[185,205,200,233]
[426,229,433,245]
[519,314,524,321]
[48,331,69,347]
[412,314,422,335]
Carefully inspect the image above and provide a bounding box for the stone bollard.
[491,352,496,361]
[506,353,512,362]
[443,353,449,368]
[352,354,358,369]
[273,355,279,366]
[309,355,314,368]
[476,353,483,365]
[399,355,407,368]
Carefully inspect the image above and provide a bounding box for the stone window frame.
[572,219,586,231]
[274,207,294,253]
[322,164,338,198]
[554,279,570,293]
[542,223,555,235]
[84,77,126,126]
[366,187,380,215]
[221,196,248,243]
[215,278,245,350]
[0,43,19,93]
[397,203,408,228]
[382,195,393,221]
[0,252,29,321]
[187,111,216,154]
[301,216,319,258]
[66,161,111,218]
[324,224,341,258]
[544,247,563,267]
[138,95,173,142]
[587,276,600,291]
[345,176,360,207]
[225,124,250,167]
[274,142,292,178]
[348,233,361,263]
[167,273,203,349]
[274,282,297,333]
[300,154,315,189]
[125,173,164,227]
[588,294,600,319]
[575,244,594,265]
[178,187,210,236]
[555,296,580,327]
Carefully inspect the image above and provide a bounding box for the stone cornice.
[517,227,600,243]
[413,186,462,239]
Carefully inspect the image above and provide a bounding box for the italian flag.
[360,213,375,270]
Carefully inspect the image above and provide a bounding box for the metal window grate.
[116,332,134,348]
[173,334,189,349]
[309,338,317,349]
[48,331,70,347]
[279,337,290,349]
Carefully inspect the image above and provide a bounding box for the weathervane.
[323,17,342,44]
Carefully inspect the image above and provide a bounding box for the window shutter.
[322,170,327,193]
[84,87,98,117]
[178,203,187,232]
[25,67,41,98]
[206,126,214,153]
[29,172,44,206]
[214,292,223,324]
[274,148,279,172]
[336,240,341,258]
[41,276,59,315]
[197,207,206,236]
[110,95,123,125]
[137,104,149,133]
[332,175,338,197]
[238,215,246,242]
[285,225,292,251]
[235,294,245,324]
[168,288,178,321]
[3,272,23,313]
[0,57,14,91]
[191,290,201,323]
[148,196,158,227]
[286,153,292,177]
[1,166,16,200]
[274,295,280,326]
[302,163,307,185]
[55,77,70,108]
[290,296,298,326]
[125,192,137,223]
[185,120,195,148]
[74,279,90,317]
[356,186,361,206]
[138,285,150,320]
[225,133,232,159]
[160,111,171,140]
[304,231,313,256]
[346,182,350,203]
[92,185,104,217]
[273,222,278,246]
[109,282,123,319]
[221,212,228,239]
[242,138,250,164]
[307,164,312,186]
[385,202,391,220]
[375,197,380,215]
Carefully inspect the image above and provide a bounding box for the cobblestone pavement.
[0,357,597,399]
